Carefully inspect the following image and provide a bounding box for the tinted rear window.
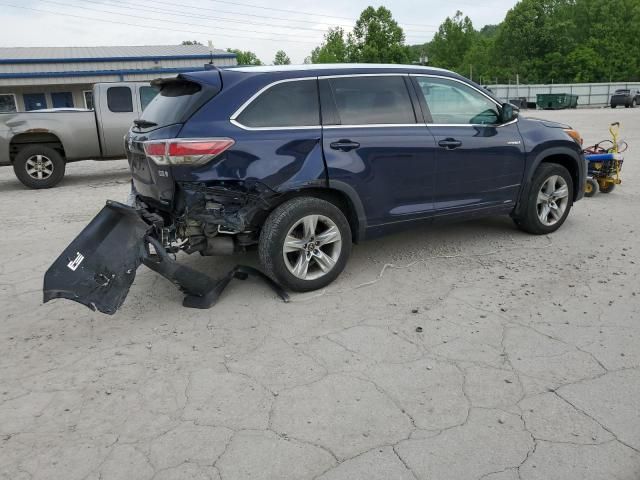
[235,79,319,128]
[139,79,208,127]
[615,90,630,94]
[328,76,416,125]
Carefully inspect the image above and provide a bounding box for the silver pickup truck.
[0,82,156,188]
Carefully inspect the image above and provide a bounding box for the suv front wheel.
[259,197,352,292]
[514,163,574,235]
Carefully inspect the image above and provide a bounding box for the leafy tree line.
[307,0,640,83]
[419,0,640,83]
[186,0,639,82]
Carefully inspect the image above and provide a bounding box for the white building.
[0,45,236,112]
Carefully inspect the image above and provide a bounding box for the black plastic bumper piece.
[43,201,288,314]
[142,236,289,309]
[43,201,151,314]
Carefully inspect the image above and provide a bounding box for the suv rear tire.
[514,163,574,235]
[259,197,352,292]
[13,145,66,189]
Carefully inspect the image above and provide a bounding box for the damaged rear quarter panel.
[172,89,328,229]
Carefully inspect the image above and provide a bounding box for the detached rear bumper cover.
[43,201,288,315]
[43,201,150,314]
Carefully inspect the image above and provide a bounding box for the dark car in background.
[44,64,587,313]
[610,89,640,108]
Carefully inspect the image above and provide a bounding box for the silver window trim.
[318,73,409,80]
[324,124,427,129]
[228,72,516,131]
[230,76,321,131]
[411,74,517,128]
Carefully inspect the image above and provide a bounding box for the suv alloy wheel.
[259,197,352,291]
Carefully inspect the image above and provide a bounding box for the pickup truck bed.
[0,81,153,189]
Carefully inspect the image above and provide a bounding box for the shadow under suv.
[44,64,586,313]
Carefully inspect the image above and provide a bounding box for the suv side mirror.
[500,103,519,124]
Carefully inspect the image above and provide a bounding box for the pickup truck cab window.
[326,76,416,125]
[107,86,133,113]
[233,79,319,129]
[415,76,500,125]
[139,86,158,111]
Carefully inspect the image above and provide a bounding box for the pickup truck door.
[96,83,142,158]
[411,75,525,216]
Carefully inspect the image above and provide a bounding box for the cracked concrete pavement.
[1,108,639,479]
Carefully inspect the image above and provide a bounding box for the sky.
[0,0,520,64]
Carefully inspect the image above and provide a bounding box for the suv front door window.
[417,77,500,125]
[413,75,524,214]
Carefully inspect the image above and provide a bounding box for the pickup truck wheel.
[13,145,65,189]
[259,197,352,292]
[515,163,573,235]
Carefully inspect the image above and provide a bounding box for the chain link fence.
[489,82,640,108]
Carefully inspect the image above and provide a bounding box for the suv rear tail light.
[143,138,234,166]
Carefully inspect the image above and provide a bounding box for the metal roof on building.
[0,45,234,63]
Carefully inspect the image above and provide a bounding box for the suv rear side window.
[107,86,133,113]
[415,77,500,125]
[235,79,319,128]
[327,76,416,125]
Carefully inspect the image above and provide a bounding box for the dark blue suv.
[44,64,587,313]
[127,64,586,292]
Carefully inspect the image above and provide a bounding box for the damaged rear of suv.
[44,64,586,314]
[126,67,354,293]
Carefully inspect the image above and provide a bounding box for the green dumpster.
[536,93,579,110]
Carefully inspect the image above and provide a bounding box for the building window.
[0,94,17,113]
[51,92,74,108]
[107,86,133,113]
[23,93,47,111]
[83,90,94,110]
[139,86,158,111]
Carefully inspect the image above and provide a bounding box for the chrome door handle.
[438,138,462,150]
[330,140,360,152]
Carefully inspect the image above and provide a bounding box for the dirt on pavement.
[0,108,639,480]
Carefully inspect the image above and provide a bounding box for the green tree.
[346,6,409,63]
[310,27,348,63]
[493,0,576,82]
[273,50,291,65]
[569,0,640,81]
[181,40,203,45]
[428,11,476,71]
[227,48,262,65]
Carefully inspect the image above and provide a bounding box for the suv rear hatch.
[127,72,222,208]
